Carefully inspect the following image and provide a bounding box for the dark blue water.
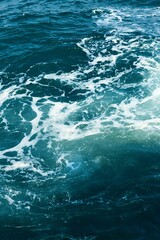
[0,0,160,239]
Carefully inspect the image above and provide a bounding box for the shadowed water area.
[0,0,160,239]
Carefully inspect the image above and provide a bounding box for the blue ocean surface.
[0,0,160,239]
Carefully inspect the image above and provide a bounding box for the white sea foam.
[0,85,17,107]
[4,161,30,171]
[42,32,160,141]
[96,8,123,27]
[44,71,80,84]
[47,100,102,140]
[94,6,160,36]
[4,195,14,205]
[0,6,159,181]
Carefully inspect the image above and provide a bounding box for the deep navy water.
[0,0,160,239]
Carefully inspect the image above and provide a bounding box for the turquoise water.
[0,0,160,239]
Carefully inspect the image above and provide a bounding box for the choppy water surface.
[0,0,160,239]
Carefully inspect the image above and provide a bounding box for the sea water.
[0,0,160,239]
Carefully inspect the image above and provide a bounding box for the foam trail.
[0,6,159,182]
